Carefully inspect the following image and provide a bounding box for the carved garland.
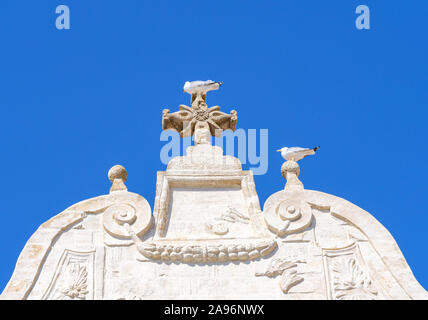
[136,240,277,263]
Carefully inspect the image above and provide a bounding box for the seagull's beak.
[276,149,281,152]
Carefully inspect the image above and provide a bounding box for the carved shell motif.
[58,263,89,300]
[331,257,378,300]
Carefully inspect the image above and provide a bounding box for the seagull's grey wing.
[284,147,316,161]
[191,80,215,88]
[184,80,222,95]
[286,147,310,153]
[202,80,217,86]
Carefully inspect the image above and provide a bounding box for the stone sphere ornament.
[108,165,127,183]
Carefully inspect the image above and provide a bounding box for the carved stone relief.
[330,257,378,300]
[136,240,277,263]
[103,202,151,239]
[42,249,95,300]
[205,206,250,235]
[263,193,313,236]
[323,243,380,300]
[255,258,305,293]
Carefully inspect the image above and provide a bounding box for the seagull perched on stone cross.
[162,81,237,140]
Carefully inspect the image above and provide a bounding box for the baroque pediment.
[1,82,427,300]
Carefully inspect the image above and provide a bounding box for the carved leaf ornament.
[256,258,305,293]
[331,258,378,300]
[60,263,89,300]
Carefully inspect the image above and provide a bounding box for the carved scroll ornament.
[103,202,151,239]
[263,197,312,236]
[102,165,152,239]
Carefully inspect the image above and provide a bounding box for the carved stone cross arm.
[162,104,237,138]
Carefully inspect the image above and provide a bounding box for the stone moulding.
[166,144,242,174]
[136,239,277,263]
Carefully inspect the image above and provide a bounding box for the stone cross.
[162,81,237,145]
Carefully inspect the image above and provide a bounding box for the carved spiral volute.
[263,195,313,237]
[277,200,302,221]
[103,201,152,239]
[109,204,137,225]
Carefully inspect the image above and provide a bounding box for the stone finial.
[281,160,304,190]
[108,165,128,193]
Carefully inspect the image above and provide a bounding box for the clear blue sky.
[1,1,427,292]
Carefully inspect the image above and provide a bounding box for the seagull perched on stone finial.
[277,146,320,161]
[183,80,223,94]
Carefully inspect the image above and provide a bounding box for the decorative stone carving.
[42,249,95,300]
[166,144,242,174]
[255,258,305,293]
[279,269,304,294]
[281,160,303,190]
[102,166,152,239]
[205,222,229,235]
[60,264,89,299]
[263,161,313,236]
[263,193,312,236]
[136,240,277,263]
[163,105,237,140]
[108,165,128,192]
[323,243,380,300]
[103,203,151,239]
[331,257,378,300]
[162,84,237,143]
[205,207,250,235]
[217,206,250,224]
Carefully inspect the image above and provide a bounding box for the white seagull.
[183,80,223,94]
[277,146,320,161]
